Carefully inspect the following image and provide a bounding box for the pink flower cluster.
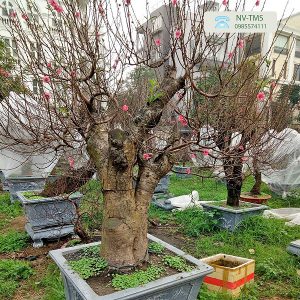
[68,157,75,169]
[257,91,265,101]
[122,104,129,112]
[143,153,153,160]
[48,0,63,13]
[178,115,188,126]
[0,67,10,77]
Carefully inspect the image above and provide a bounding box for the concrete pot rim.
[49,234,213,300]
[290,240,300,247]
[16,190,83,204]
[201,253,255,270]
[201,200,268,214]
[5,176,47,180]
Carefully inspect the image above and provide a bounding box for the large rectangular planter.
[6,176,47,203]
[154,174,170,194]
[287,240,300,257]
[17,191,82,247]
[201,254,255,297]
[173,166,192,179]
[201,201,268,231]
[49,234,214,300]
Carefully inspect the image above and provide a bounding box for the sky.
[131,0,300,22]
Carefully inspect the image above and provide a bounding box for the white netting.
[261,128,300,197]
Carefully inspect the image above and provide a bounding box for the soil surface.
[210,259,242,268]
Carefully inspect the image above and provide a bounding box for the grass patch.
[111,266,164,290]
[0,193,23,229]
[173,208,219,237]
[22,191,44,200]
[193,216,300,299]
[0,231,29,253]
[40,263,65,300]
[0,259,33,299]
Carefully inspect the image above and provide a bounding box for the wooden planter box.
[201,254,255,297]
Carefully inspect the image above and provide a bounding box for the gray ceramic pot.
[49,234,213,300]
[6,176,47,203]
[201,201,268,231]
[17,191,82,247]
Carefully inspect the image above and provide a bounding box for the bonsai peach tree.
[0,0,284,269]
[193,57,290,207]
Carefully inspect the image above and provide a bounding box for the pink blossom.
[75,11,80,18]
[257,91,265,101]
[171,0,178,6]
[21,13,29,21]
[228,52,234,59]
[42,75,51,83]
[10,11,17,18]
[43,92,51,100]
[175,29,182,39]
[190,153,196,159]
[237,39,244,49]
[155,38,161,47]
[55,6,63,13]
[143,153,153,160]
[0,68,10,77]
[68,157,75,169]
[124,0,131,6]
[122,104,129,112]
[202,149,209,156]
[186,168,191,175]
[48,0,58,6]
[47,62,52,68]
[239,145,244,151]
[255,0,260,6]
[99,4,105,16]
[70,70,76,77]
[56,68,62,75]
[222,0,228,5]
[241,156,248,163]
[178,115,188,126]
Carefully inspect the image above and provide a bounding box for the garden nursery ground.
[0,174,299,300]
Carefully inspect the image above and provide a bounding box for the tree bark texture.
[224,158,243,207]
[250,158,262,195]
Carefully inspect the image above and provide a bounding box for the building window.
[32,79,43,94]
[274,35,288,55]
[271,59,276,76]
[294,64,300,81]
[30,42,37,58]
[283,61,287,79]
[1,1,13,17]
[152,16,162,32]
[245,34,262,57]
[295,39,300,58]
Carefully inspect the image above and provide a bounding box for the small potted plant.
[202,253,255,297]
